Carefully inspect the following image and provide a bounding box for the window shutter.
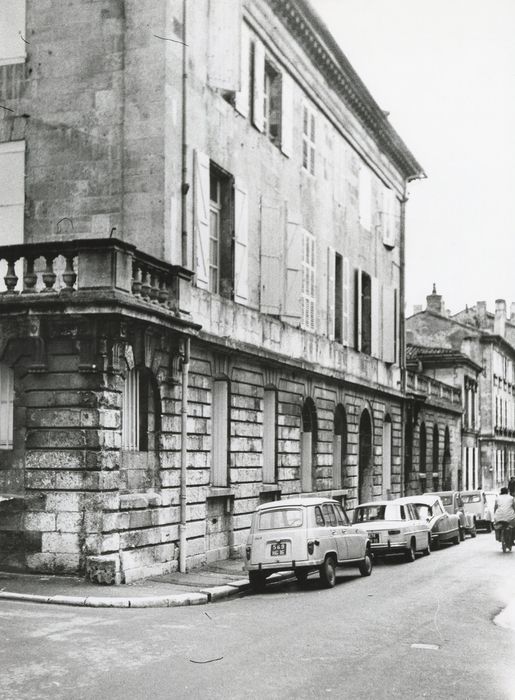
[193,150,210,289]
[233,178,248,305]
[260,200,284,315]
[342,257,350,346]
[235,22,250,117]
[354,268,362,351]
[382,286,395,363]
[212,380,229,487]
[252,38,265,132]
[327,246,335,340]
[0,141,25,245]
[207,0,242,91]
[280,71,293,157]
[0,363,14,449]
[282,221,302,324]
[121,369,139,451]
[371,276,380,358]
[383,188,396,247]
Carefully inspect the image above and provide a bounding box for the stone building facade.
[0,0,424,582]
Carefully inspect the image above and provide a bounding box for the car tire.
[453,531,460,545]
[319,556,336,588]
[470,525,477,538]
[459,527,465,542]
[486,522,493,533]
[248,571,267,592]
[404,540,416,563]
[432,537,439,551]
[423,535,431,556]
[294,568,309,584]
[358,551,373,577]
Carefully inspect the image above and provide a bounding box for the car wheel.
[294,568,309,584]
[459,527,465,542]
[319,555,336,588]
[486,522,493,533]
[423,535,431,556]
[453,531,460,545]
[248,571,267,592]
[358,551,373,577]
[404,539,416,563]
[470,525,477,538]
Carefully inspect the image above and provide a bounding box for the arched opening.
[333,404,348,489]
[443,426,451,490]
[301,398,318,492]
[432,424,439,491]
[419,422,427,492]
[358,409,373,503]
[382,414,392,497]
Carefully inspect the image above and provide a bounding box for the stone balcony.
[0,238,196,331]
[407,371,462,408]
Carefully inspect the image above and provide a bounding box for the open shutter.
[280,72,293,157]
[235,22,250,116]
[342,257,350,346]
[207,0,242,91]
[0,363,14,449]
[327,246,335,340]
[233,178,248,305]
[194,150,210,290]
[382,286,395,363]
[354,268,362,351]
[260,200,284,315]
[282,221,302,324]
[371,276,380,358]
[252,39,265,132]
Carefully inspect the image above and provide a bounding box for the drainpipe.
[400,185,408,495]
[180,0,189,269]
[179,336,190,573]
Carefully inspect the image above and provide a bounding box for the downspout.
[179,336,190,573]
[400,185,408,495]
[181,0,189,268]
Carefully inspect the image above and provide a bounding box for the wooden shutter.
[382,286,396,363]
[280,72,293,157]
[327,246,335,340]
[263,389,277,483]
[207,0,242,91]
[121,369,139,451]
[0,141,25,245]
[332,435,342,489]
[354,268,362,351]
[260,200,284,315]
[282,221,302,324]
[342,257,350,346]
[212,380,229,487]
[371,276,380,358]
[235,22,250,116]
[383,188,396,247]
[252,39,265,132]
[193,150,210,289]
[233,178,248,305]
[0,363,14,449]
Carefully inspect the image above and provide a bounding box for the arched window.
[0,362,14,449]
[333,404,348,489]
[358,409,373,503]
[301,398,318,492]
[382,414,392,497]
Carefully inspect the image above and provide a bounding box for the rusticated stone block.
[86,554,122,585]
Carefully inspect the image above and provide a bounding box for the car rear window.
[461,494,480,503]
[258,508,303,530]
[353,505,386,523]
[440,495,452,506]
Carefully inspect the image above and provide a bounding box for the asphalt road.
[1,533,514,700]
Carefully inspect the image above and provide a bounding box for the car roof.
[396,495,439,505]
[254,497,338,511]
[355,501,391,508]
[460,490,484,496]
[428,491,456,497]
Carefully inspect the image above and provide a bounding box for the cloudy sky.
[313,0,515,316]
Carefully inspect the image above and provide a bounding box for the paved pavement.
[0,558,285,608]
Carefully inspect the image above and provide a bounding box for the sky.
[313,0,515,317]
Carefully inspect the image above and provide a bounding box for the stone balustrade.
[0,238,193,316]
[407,371,462,406]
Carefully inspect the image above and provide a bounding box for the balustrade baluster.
[140,267,151,300]
[132,262,142,296]
[41,255,57,293]
[61,254,77,293]
[4,257,19,294]
[149,271,159,303]
[158,275,169,305]
[22,256,37,294]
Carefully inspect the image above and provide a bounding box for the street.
[1,534,514,700]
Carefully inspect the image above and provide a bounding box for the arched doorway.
[419,422,427,492]
[333,404,348,489]
[432,424,439,491]
[358,409,373,503]
[301,398,318,492]
[443,426,451,490]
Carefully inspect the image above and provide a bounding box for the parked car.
[460,490,493,532]
[352,501,431,561]
[429,491,476,539]
[245,498,372,591]
[396,494,460,548]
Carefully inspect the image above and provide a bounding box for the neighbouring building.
[407,288,515,492]
[0,0,424,582]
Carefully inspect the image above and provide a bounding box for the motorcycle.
[494,521,514,552]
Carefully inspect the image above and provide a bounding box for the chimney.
[426,283,444,314]
[494,299,506,337]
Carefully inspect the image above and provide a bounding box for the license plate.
[369,533,379,543]
[270,542,287,556]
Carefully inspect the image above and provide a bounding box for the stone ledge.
[120,492,162,510]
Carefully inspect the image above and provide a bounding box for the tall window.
[0,0,26,65]
[263,60,281,145]
[334,253,343,343]
[121,368,158,452]
[302,104,316,175]
[382,415,392,496]
[212,379,229,487]
[263,389,277,483]
[355,270,372,355]
[301,398,317,492]
[0,141,25,245]
[333,404,348,490]
[302,229,316,331]
[419,422,427,474]
[0,363,14,449]
[209,166,233,298]
[432,425,439,474]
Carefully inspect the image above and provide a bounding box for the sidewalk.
[0,559,293,609]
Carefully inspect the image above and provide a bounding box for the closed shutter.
[354,268,362,351]
[207,0,242,91]
[382,286,396,363]
[235,22,250,117]
[260,200,284,315]
[371,276,380,358]
[252,38,265,132]
[280,71,293,157]
[342,257,350,346]
[282,221,302,324]
[233,178,248,305]
[212,380,229,487]
[193,150,210,289]
[0,363,14,449]
[327,246,335,340]
[0,141,25,246]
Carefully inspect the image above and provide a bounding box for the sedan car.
[352,501,431,561]
[245,498,372,591]
[460,490,493,532]
[396,494,460,548]
[430,491,476,539]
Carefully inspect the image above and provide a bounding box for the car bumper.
[370,541,407,555]
[246,559,317,573]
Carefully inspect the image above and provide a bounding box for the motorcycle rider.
[494,487,515,547]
